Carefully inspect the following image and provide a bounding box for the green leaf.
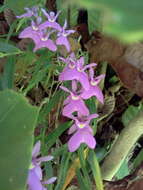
[4,0,41,15]
[122,104,143,126]
[78,147,92,189]
[67,0,143,42]
[76,169,89,190]
[115,159,129,179]
[0,89,39,190]
[55,151,71,190]
[0,41,22,58]
[88,150,104,190]
[23,62,51,95]
[133,149,143,169]
[45,121,71,151]
[0,56,15,90]
[39,90,64,122]
[0,4,7,13]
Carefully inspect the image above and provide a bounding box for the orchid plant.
[2,2,142,190]
[17,6,104,152]
[28,141,56,190]
[16,6,105,190]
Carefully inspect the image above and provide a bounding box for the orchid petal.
[68,124,77,135]
[32,141,41,158]
[72,80,78,92]
[33,166,43,180]
[68,128,96,152]
[37,156,53,163]
[81,85,104,104]
[42,177,57,184]
[62,98,89,117]
[33,39,57,52]
[40,21,61,31]
[27,169,43,190]
[83,63,97,71]
[60,86,71,94]
[56,36,71,52]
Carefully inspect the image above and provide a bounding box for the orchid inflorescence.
[17,7,105,153]
[27,141,56,190]
[59,53,105,152]
[17,6,75,52]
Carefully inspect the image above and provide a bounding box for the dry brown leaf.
[86,32,143,97]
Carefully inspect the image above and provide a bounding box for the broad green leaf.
[4,0,41,15]
[0,89,39,190]
[66,0,143,42]
[115,159,129,179]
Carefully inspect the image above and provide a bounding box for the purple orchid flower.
[68,113,99,134]
[16,6,39,18]
[68,113,98,152]
[56,20,75,52]
[60,82,89,118]
[40,8,61,31]
[27,141,56,190]
[18,17,42,43]
[68,127,96,152]
[81,68,105,104]
[33,29,57,52]
[19,22,57,52]
[59,53,97,90]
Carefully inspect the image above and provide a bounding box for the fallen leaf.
[86,32,143,97]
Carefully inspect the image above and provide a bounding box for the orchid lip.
[32,25,38,31]
[78,123,86,128]
[77,67,83,72]
[41,37,48,41]
[63,32,68,37]
[71,95,79,100]
[49,18,55,22]
[29,163,34,169]
[91,80,98,86]
[69,63,75,69]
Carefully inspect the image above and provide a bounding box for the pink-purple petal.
[42,177,57,184]
[68,124,77,135]
[33,166,42,180]
[37,156,53,163]
[59,68,90,90]
[56,36,70,52]
[68,128,96,152]
[81,85,104,104]
[27,169,43,190]
[62,98,89,117]
[33,39,57,52]
[32,140,41,158]
[19,27,40,45]
[40,21,61,31]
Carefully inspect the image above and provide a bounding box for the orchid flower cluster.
[59,53,105,152]
[27,141,56,190]
[17,7,105,153]
[17,7,75,52]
